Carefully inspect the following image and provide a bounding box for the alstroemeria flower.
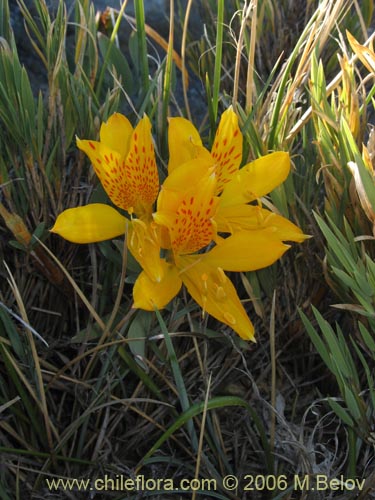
[51,113,163,281]
[51,109,307,342]
[167,107,307,240]
[132,109,308,341]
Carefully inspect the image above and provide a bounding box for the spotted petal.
[76,139,130,211]
[211,107,243,193]
[156,155,216,231]
[154,169,219,255]
[178,255,255,341]
[125,114,159,215]
[219,152,290,207]
[133,260,182,310]
[77,115,159,217]
[50,204,126,243]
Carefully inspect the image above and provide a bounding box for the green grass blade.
[212,0,224,122]
[137,395,269,471]
[154,309,197,448]
[134,0,149,96]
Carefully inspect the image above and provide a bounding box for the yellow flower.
[50,113,163,281]
[132,109,308,340]
[76,113,159,218]
[51,109,307,342]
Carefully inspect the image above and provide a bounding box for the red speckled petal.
[77,138,132,211]
[211,107,243,194]
[77,115,159,216]
[154,171,219,255]
[124,115,159,215]
[178,254,255,341]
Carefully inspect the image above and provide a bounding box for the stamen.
[223,312,236,325]
[215,285,226,301]
[216,267,227,285]
[201,295,207,316]
[201,273,208,291]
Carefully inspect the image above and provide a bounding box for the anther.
[201,273,208,291]
[223,312,236,325]
[215,285,226,301]
[216,267,227,285]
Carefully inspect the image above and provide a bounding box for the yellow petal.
[77,138,130,211]
[99,113,133,158]
[178,255,255,340]
[128,219,164,282]
[133,261,182,310]
[125,114,159,215]
[154,170,219,255]
[204,229,290,271]
[219,152,290,207]
[211,107,243,193]
[160,155,215,200]
[156,155,215,215]
[50,204,126,243]
[216,204,308,242]
[77,115,159,217]
[168,117,204,174]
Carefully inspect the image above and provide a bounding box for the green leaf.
[0,343,46,444]
[351,339,375,417]
[118,345,165,402]
[32,222,46,243]
[8,240,27,251]
[0,307,25,359]
[313,307,353,380]
[328,398,354,427]
[133,0,149,95]
[0,0,12,45]
[314,212,357,270]
[358,322,375,354]
[154,308,197,447]
[342,386,362,422]
[97,33,134,95]
[137,395,269,471]
[299,308,332,369]
[127,310,152,371]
